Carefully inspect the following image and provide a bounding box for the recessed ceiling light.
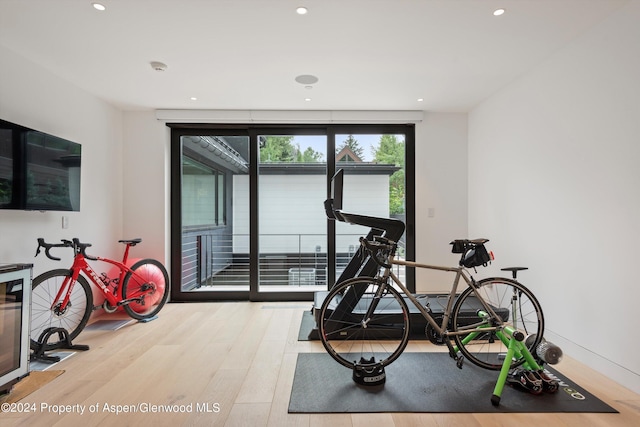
[304,98,312,102]
[417,98,424,102]
[493,8,505,16]
[92,3,106,11]
[190,97,198,101]
[296,7,308,15]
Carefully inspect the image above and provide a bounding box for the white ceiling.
[0,0,629,112]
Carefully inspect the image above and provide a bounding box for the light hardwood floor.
[1,301,639,427]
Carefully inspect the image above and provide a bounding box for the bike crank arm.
[443,335,465,369]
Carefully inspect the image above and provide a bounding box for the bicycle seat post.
[122,243,132,264]
[501,267,528,280]
[118,238,142,263]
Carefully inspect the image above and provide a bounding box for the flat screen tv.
[0,119,81,211]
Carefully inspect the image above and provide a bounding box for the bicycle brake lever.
[35,238,45,257]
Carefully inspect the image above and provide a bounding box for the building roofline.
[258,163,400,175]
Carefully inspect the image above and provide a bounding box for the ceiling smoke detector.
[150,61,168,72]
[295,74,319,85]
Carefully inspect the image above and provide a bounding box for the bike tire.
[30,269,93,352]
[121,258,170,320]
[451,277,545,370]
[318,277,410,370]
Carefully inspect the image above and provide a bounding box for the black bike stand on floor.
[352,357,387,387]
[30,327,90,364]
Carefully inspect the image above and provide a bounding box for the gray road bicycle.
[318,235,544,372]
[318,169,544,373]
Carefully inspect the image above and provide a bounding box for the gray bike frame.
[380,257,505,338]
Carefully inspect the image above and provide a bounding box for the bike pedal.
[456,356,464,369]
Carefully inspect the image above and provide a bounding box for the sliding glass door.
[170,124,414,302]
[173,132,251,299]
[257,134,327,294]
[334,133,407,285]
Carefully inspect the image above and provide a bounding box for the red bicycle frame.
[52,243,146,311]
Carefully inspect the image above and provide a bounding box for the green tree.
[297,146,324,162]
[259,136,323,163]
[260,136,296,162]
[336,134,364,160]
[373,135,405,214]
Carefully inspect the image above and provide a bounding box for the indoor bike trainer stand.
[30,327,90,364]
[352,357,387,387]
[493,329,564,406]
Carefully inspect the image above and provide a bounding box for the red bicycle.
[31,238,170,351]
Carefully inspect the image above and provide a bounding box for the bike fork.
[361,281,386,327]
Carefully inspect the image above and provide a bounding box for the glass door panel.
[257,135,327,293]
[179,135,250,293]
[334,134,406,284]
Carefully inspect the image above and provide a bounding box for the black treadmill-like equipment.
[311,169,426,340]
[310,169,504,341]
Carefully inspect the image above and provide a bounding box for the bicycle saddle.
[119,238,142,246]
[501,267,528,279]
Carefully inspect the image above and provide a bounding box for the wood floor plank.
[309,413,352,427]
[224,402,271,427]
[267,352,309,427]
[219,304,273,371]
[391,413,453,427]
[473,413,569,427]
[351,412,395,427]
[235,336,284,404]
[184,368,248,427]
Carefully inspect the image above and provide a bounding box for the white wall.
[121,112,170,264]
[468,1,640,393]
[0,45,124,276]
[414,113,469,293]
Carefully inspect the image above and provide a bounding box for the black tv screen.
[0,119,81,211]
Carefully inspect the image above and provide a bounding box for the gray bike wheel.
[451,277,544,370]
[121,259,170,320]
[30,269,93,351]
[319,277,410,369]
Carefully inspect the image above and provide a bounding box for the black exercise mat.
[288,352,618,413]
[299,310,318,341]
